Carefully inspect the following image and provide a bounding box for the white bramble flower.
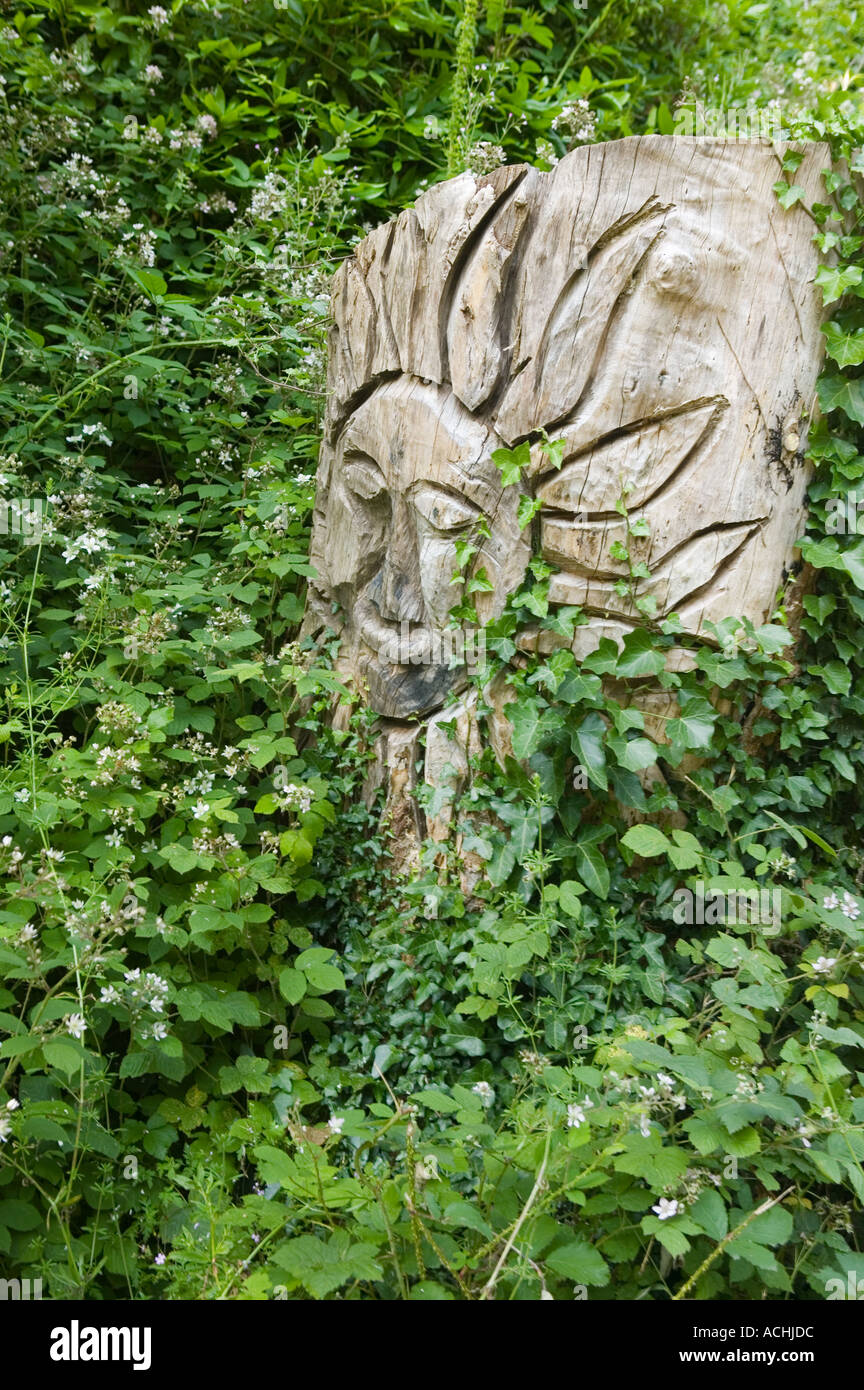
[472,1081,494,1104]
[652,1197,679,1220]
[812,956,838,975]
[841,892,860,921]
[100,985,121,1004]
[328,1115,345,1134]
[0,1117,11,1143]
[823,892,839,910]
[566,1098,594,1128]
[6,1098,19,1111]
[65,1013,86,1039]
[151,1022,168,1041]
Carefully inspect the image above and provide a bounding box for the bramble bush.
[1,0,864,1301]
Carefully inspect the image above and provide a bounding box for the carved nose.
[374,495,425,623]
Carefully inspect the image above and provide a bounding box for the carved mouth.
[353,594,443,667]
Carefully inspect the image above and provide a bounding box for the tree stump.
[305,136,829,846]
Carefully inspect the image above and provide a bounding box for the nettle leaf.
[272,1233,380,1298]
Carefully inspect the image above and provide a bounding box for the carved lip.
[353,594,450,667]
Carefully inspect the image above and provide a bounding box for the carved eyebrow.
[421,456,502,516]
[341,452,387,499]
[407,479,483,524]
[341,404,503,511]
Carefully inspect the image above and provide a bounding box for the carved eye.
[411,484,479,534]
[343,454,386,501]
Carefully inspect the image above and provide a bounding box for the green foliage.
[2,0,864,1303]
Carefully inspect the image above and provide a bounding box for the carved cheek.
[416,530,462,628]
[327,455,390,588]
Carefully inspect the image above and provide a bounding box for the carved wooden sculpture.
[306,137,827,765]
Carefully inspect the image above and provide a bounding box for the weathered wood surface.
[307,136,828,737]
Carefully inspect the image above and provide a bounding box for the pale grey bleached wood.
[305,136,829,835]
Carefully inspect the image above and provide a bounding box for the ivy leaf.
[667,829,703,870]
[616,629,666,678]
[666,698,715,750]
[814,264,863,305]
[817,374,864,424]
[808,660,851,695]
[517,494,542,530]
[508,699,560,760]
[773,180,806,209]
[492,441,531,486]
[822,322,864,367]
[571,712,608,790]
[840,539,864,588]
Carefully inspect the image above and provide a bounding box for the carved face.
[309,140,826,721]
[319,378,528,718]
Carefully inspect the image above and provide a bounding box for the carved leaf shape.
[496,205,667,439]
[547,521,760,619]
[447,173,535,413]
[536,401,723,514]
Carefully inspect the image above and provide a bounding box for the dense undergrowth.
[1,0,864,1300]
